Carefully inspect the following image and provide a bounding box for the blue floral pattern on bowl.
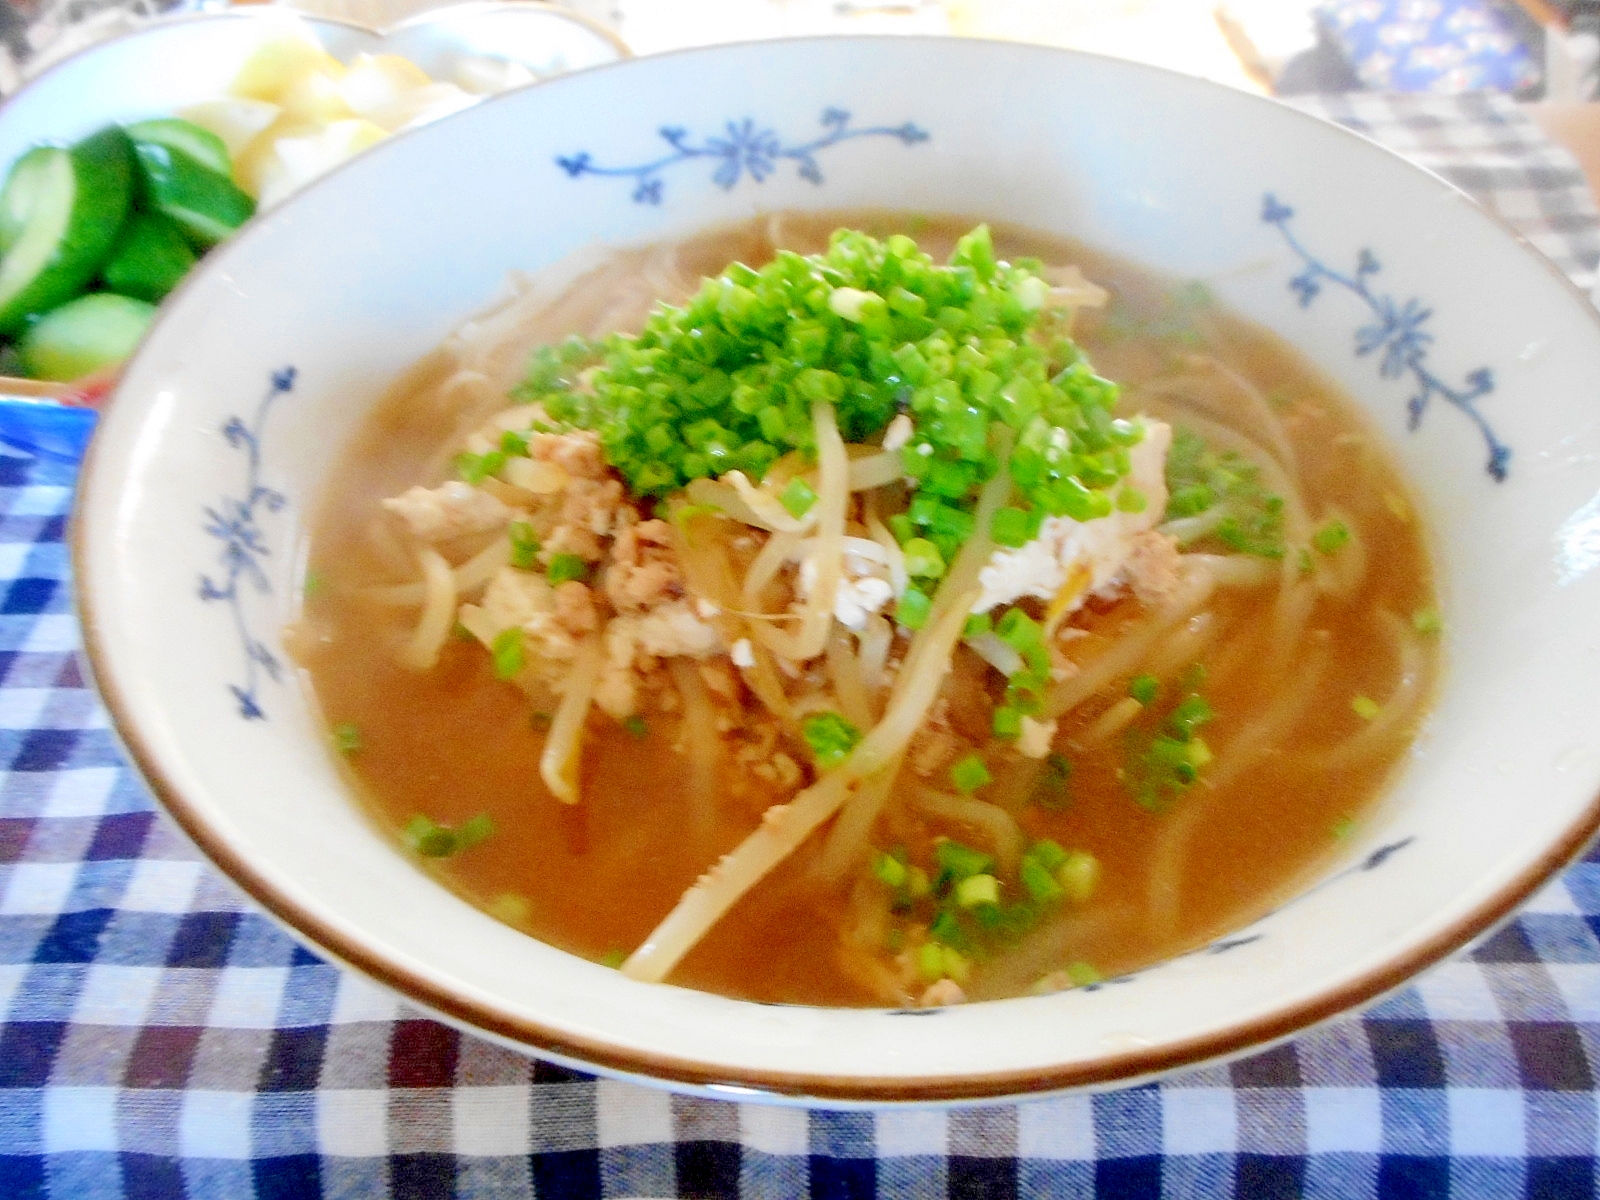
[557,108,928,204]
[200,367,294,720]
[1264,193,1510,480]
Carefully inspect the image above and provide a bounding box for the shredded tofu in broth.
[292,212,1439,1008]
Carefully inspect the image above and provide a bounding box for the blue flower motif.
[200,368,295,719]
[1264,193,1510,481]
[1355,295,1434,379]
[556,109,929,204]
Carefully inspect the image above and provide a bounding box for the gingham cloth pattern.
[1,92,1597,1200]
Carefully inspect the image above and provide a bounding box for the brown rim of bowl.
[67,33,1600,1102]
[66,585,1600,1099]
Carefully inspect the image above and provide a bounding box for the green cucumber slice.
[124,118,232,179]
[101,211,196,303]
[0,127,134,336]
[0,146,55,255]
[132,142,255,247]
[18,292,155,381]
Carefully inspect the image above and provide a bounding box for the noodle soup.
[293,214,1438,1008]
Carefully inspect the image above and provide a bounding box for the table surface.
[1,89,1598,1200]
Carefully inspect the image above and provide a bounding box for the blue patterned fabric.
[0,92,1596,1198]
[1317,0,1541,94]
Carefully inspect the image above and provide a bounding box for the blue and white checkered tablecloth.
[1,90,1598,1199]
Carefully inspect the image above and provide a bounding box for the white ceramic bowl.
[75,37,1600,1104]
[0,2,627,178]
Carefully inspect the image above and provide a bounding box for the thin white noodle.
[1314,610,1426,771]
[750,403,848,662]
[396,549,456,670]
[539,637,601,804]
[726,471,820,534]
[825,627,875,730]
[1312,504,1368,601]
[861,494,909,597]
[911,787,1025,878]
[1181,554,1275,589]
[1138,355,1297,472]
[1046,562,1215,720]
[856,615,893,694]
[1158,507,1229,546]
[1081,695,1145,748]
[667,658,721,833]
[742,529,803,612]
[363,537,512,606]
[1146,646,1330,939]
[815,756,902,884]
[846,451,904,491]
[741,642,795,723]
[1144,610,1221,681]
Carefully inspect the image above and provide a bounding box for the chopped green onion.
[901,537,946,579]
[992,705,1023,739]
[599,949,627,969]
[1066,961,1101,987]
[491,627,525,681]
[995,607,1044,652]
[403,812,493,859]
[622,714,649,740]
[302,570,325,599]
[990,505,1037,548]
[963,612,994,639]
[1129,674,1159,706]
[935,839,994,883]
[331,722,362,755]
[1313,520,1352,555]
[1164,426,1285,558]
[1020,855,1064,904]
[456,813,494,850]
[1032,753,1072,811]
[1412,607,1443,635]
[487,893,530,925]
[526,226,1136,563]
[955,873,1000,908]
[508,521,540,570]
[918,942,945,981]
[896,585,932,630]
[779,476,818,519]
[1167,694,1213,739]
[1057,850,1100,904]
[873,850,908,889]
[950,754,992,794]
[802,711,862,769]
[1351,695,1381,720]
[1332,815,1357,840]
[547,554,589,585]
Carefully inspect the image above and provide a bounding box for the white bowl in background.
[0,2,628,177]
[74,36,1600,1103]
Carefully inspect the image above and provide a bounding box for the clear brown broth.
[295,213,1438,1006]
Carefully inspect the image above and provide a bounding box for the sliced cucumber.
[132,142,255,247]
[18,292,155,382]
[0,146,55,256]
[0,127,133,336]
[124,118,232,179]
[101,211,196,303]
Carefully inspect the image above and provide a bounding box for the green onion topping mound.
[517,225,1143,551]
